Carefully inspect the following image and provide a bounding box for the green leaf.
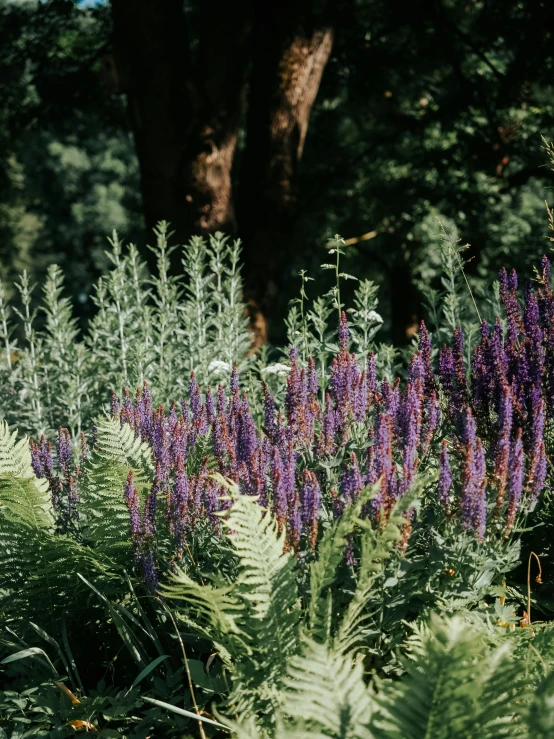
[130,655,170,690]
[0,647,57,676]
[141,696,229,729]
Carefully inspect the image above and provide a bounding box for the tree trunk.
[110,0,252,245]
[238,3,333,334]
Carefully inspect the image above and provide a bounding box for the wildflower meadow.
[1,189,554,737]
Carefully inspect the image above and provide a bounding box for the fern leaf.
[80,418,153,561]
[163,568,244,644]
[371,614,527,739]
[281,637,374,739]
[308,482,380,642]
[335,487,420,655]
[0,421,121,628]
[0,421,54,530]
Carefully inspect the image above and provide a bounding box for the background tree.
[108,0,333,333]
[1,0,554,342]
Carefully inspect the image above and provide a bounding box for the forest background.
[1,0,554,344]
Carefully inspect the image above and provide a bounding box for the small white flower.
[367,310,383,323]
[208,359,232,377]
[261,363,291,377]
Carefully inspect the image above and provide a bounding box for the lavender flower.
[271,447,288,532]
[189,372,202,419]
[505,428,524,534]
[307,356,319,396]
[418,320,434,392]
[124,470,143,540]
[494,384,513,513]
[230,362,240,395]
[300,469,321,550]
[367,352,377,395]
[142,551,158,592]
[461,432,486,540]
[169,456,190,546]
[438,440,452,512]
[56,427,72,472]
[340,453,364,505]
[338,311,349,351]
[530,441,547,504]
[110,391,120,418]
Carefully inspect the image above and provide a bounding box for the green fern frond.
[164,479,301,722]
[163,568,244,646]
[225,489,301,716]
[282,637,374,739]
[308,482,379,642]
[371,614,527,739]
[80,418,153,561]
[0,420,53,531]
[526,670,554,739]
[0,422,121,628]
[335,488,420,655]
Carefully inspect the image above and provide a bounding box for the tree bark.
[238,2,334,330]
[110,0,252,245]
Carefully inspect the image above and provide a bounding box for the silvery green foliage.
[285,268,384,395]
[0,223,251,440]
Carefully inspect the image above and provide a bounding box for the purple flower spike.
[30,440,44,478]
[530,441,547,504]
[236,399,258,465]
[353,370,368,421]
[494,384,513,513]
[189,372,202,419]
[503,269,524,337]
[463,408,476,447]
[144,463,163,537]
[338,311,350,351]
[56,427,72,472]
[142,551,158,592]
[230,362,240,395]
[439,345,455,405]
[263,382,276,437]
[367,352,377,395]
[307,357,319,397]
[216,384,227,416]
[505,428,524,535]
[321,398,336,455]
[421,391,440,457]
[110,391,120,419]
[124,470,143,540]
[523,284,540,336]
[79,432,89,464]
[171,455,191,552]
[288,491,302,553]
[205,388,216,424]
[438,440,452,513]
[300,469,321,550]
[461,432,487,540]
[340,452,364,505]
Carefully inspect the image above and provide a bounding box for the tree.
[108,0,333,336]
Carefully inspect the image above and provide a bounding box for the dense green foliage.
[1,211,554,736]
[2,0,554,338]
[3,1,554,734]
[0,225,250,439]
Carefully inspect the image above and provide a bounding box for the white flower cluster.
[261,363,291,378]
[208,359,232,378]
